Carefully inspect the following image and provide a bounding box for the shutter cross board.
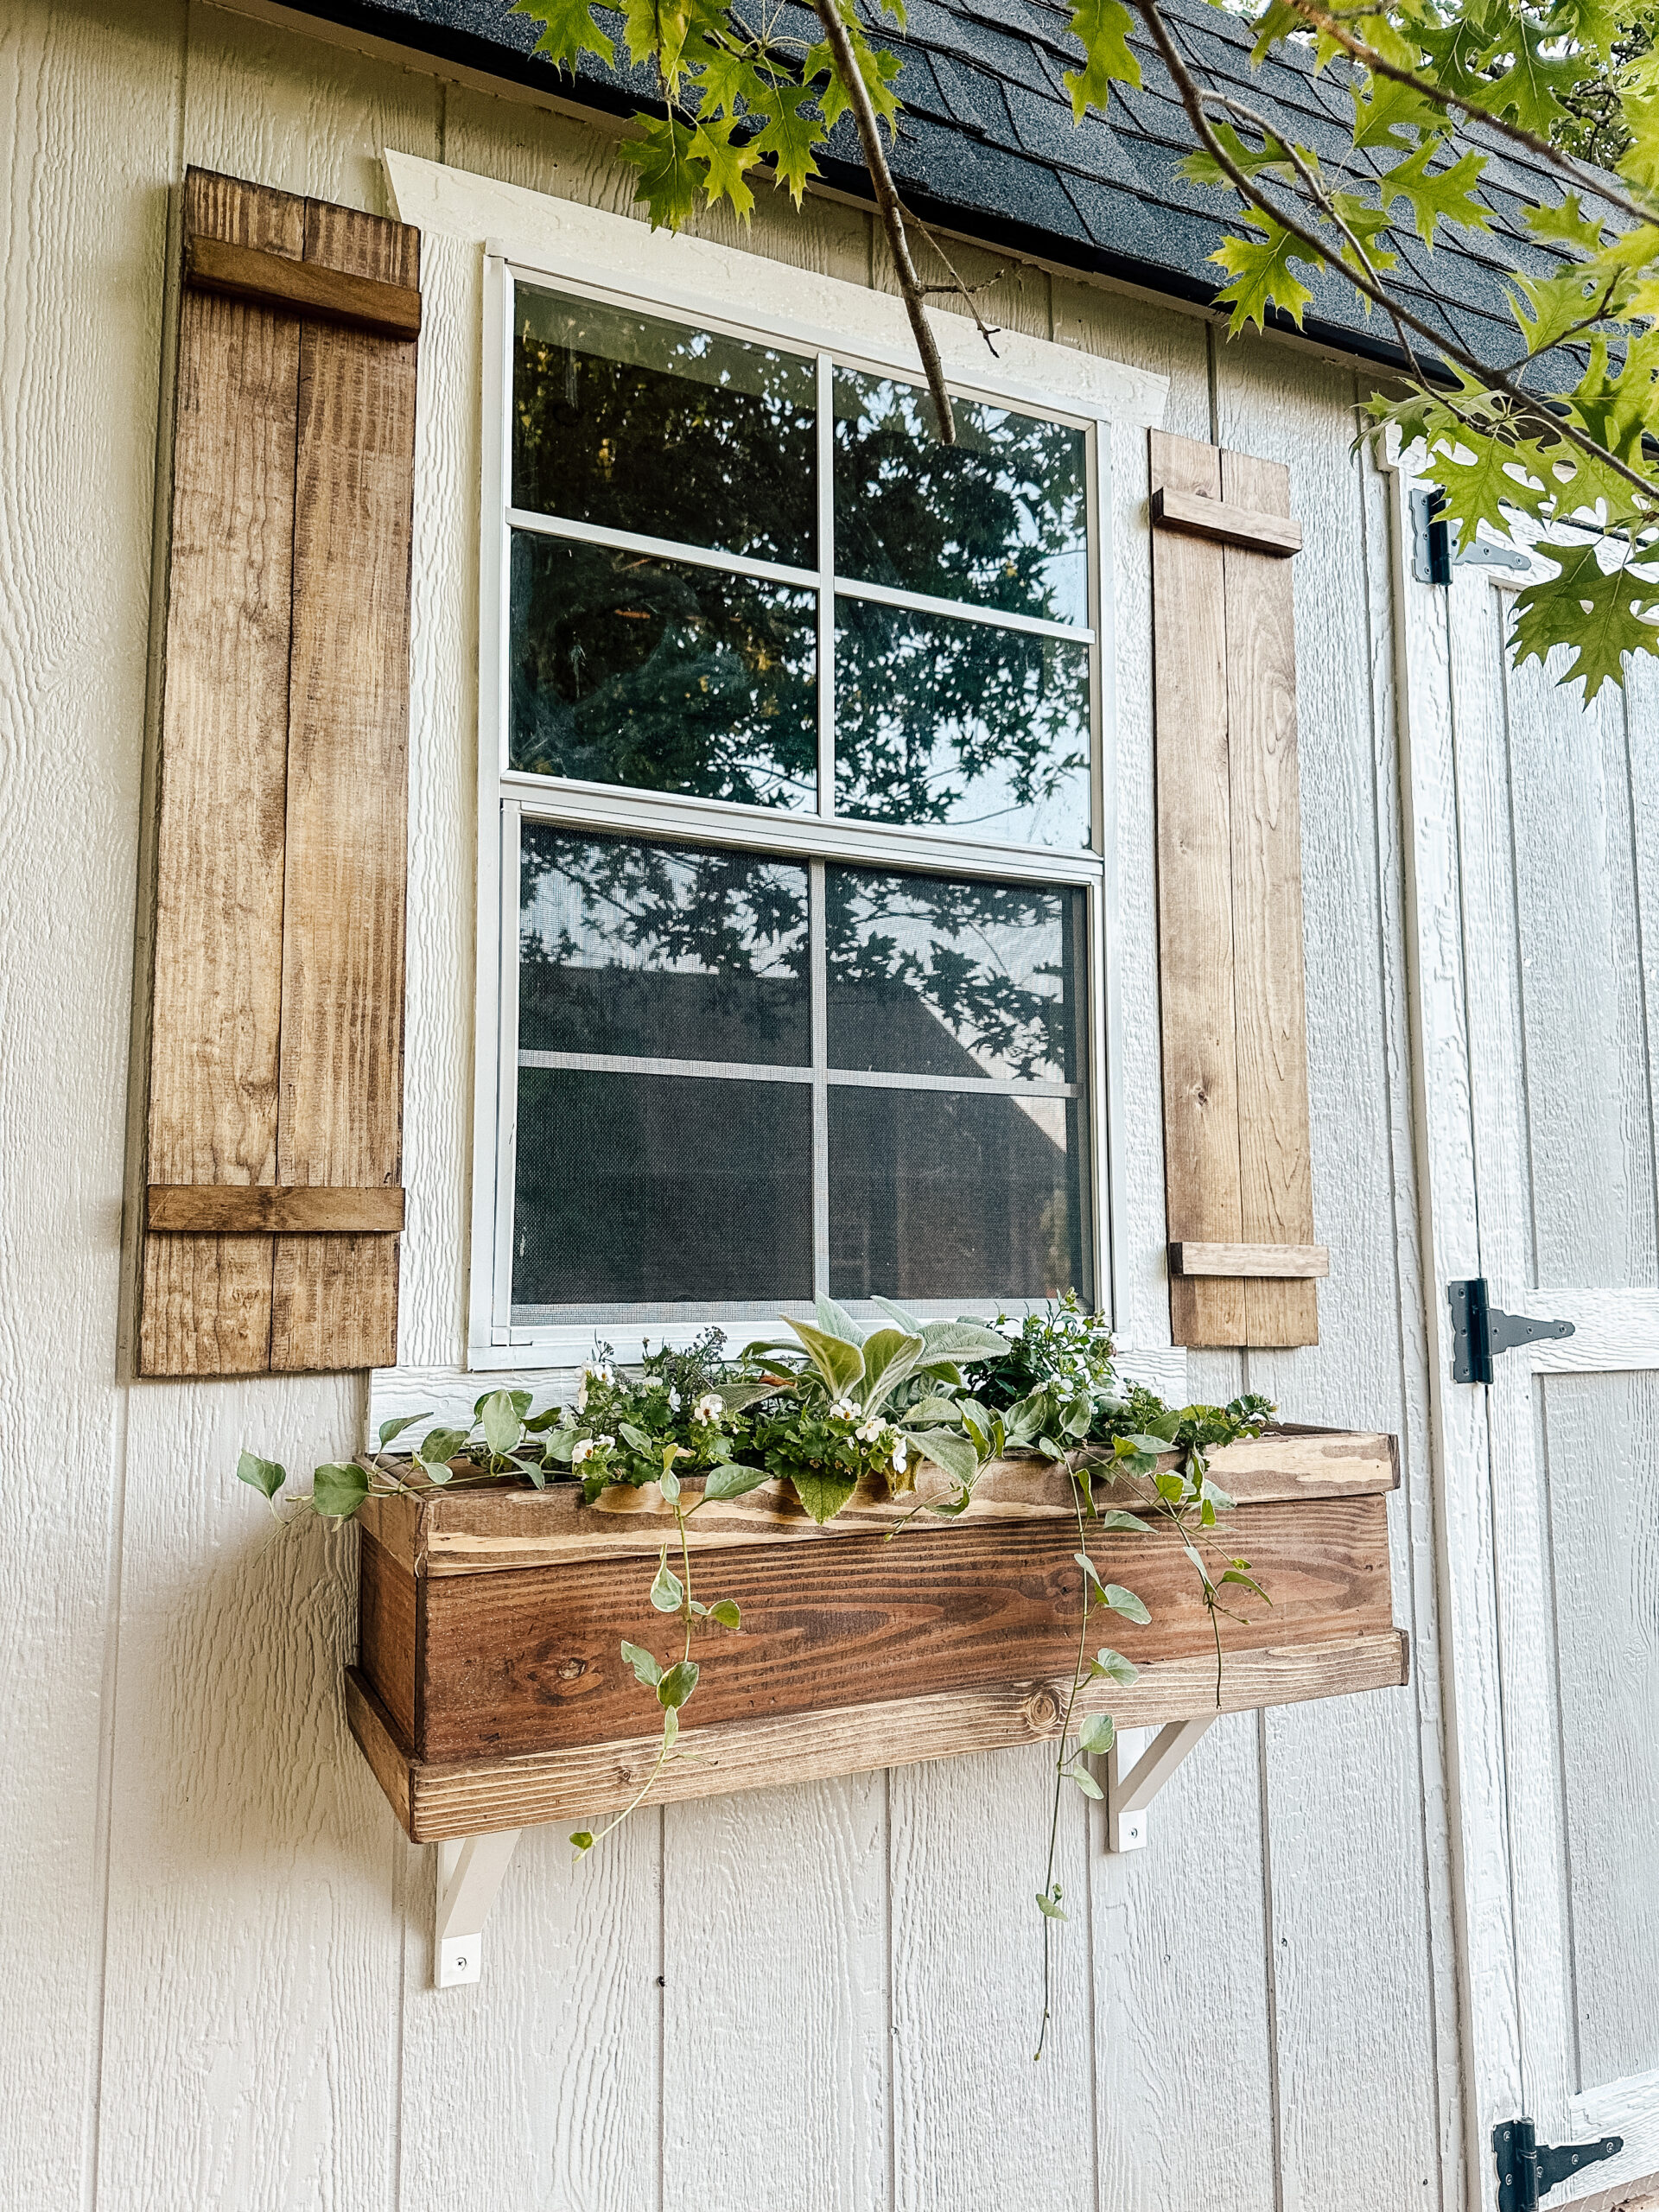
[1151,430,1319,1348]
[138,168,418,1377]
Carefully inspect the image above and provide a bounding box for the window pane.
[829,1089,1084,1302]
[514,1070,813,1309]
[826,869,1080,1082]
[513,286,816,568]
[834,370,1087,627]
[510,535,817,809]
[834,598,1090,847]
[519,828,810,1065]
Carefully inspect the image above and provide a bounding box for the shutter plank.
[269,200,416,1372]
[1151,429,1247,1345]
[139,172,302,1376]
[1221,450,1318,1346]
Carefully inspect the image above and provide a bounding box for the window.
[476,264,1109,1357]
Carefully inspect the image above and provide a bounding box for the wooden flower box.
[345,1427,1407,1842]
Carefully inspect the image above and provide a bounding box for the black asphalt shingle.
[289,0,1585,376]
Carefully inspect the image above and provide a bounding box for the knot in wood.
[1023,1684,1062,1733]
[557,1656,587,1681]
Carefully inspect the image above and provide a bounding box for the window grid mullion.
[810,856,830,1299]
[816,352,836,820]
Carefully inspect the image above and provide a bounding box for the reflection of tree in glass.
[834,607,1089,834]
[518,830,810,1062]
[510,538,817,810]
[513,306,815,567]
[826,870,1079,1084]
[835,373,1087,624]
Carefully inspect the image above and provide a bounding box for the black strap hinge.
[1494,2118,1623,2210]
[1449,1278,1574,1385]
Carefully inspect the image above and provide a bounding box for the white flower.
[692,1392,725,1425]
[891,1439,909,1474]
[667,1388,682,1412]
[575,1377,588,1411]
[855,1418,884,1444]
[571,1437,595,1466]
[830,1396,860,1421]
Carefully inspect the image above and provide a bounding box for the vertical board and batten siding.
[0,3,1454,2208]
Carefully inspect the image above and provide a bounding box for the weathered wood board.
[347,1432,1405,1838]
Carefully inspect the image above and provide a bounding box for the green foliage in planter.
[236,1294,1274,2057]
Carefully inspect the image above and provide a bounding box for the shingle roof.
[292,0,1605,376]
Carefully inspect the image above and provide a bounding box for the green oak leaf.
[1209,219,1316,335]
[691,116,759,219]
[747,82,827,207]
[1062,0,1140,124]
[1376,140,1489,246]
[1510,542,1659,700]
[618,115,704,231]
[510,0,614,73]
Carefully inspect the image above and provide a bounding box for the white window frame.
[467,238,1127,1374]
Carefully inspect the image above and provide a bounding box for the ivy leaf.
[570,1830,594,1853]
[417,1426,468,1482]
[1510,541,1659,701]
[1070,1768,1105,1799]
[312,1462,371,1520]
[621,1639,664,1688]
[650,1555,684,1611]
[658,1659,700,1708]
[703,1460,771,1503]
[1035,1888,1069,1921]
[791,1467,859,1523]
[1073,1548,1104,1586]
[376,1412,429,1452]
[509,0,615,74]
[1103,1583,1150,1624]
[1094,1647,1140,1686]
[618,115,704,231]
[1061,0,1140,124]
[1077,1711,1116,1755]
[1220,1566,1271,1605]
[747,81,828,207]
[707,1598,742,1629]
[237,1450,285,1501]
[1210,219,1316,335]
[659,1465,682,1504]
[1098,1509,1151,1534]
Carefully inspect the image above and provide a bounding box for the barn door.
[1410,536,1659,2205]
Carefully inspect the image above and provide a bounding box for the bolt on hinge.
[1409,489,1529,584]
[1494,2118,1622,2211]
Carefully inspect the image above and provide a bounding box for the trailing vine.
[238,1294,1274,2050]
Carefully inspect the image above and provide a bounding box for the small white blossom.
[667,1388,682,1412]
[571,1437,595,1466]
[692,1391,725,1425]
[830,1395,860,1421]
[891,1439,909,1474]
[855,1418,884,1444]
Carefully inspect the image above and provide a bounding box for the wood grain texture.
[1151,429,1247,1345]
[1222,447,1319,1346]
[270,196,416,1372]
[1152,484,1303,556]
[149,1184,404,1232]
[187,231,422,336]
[1170,1239,1329,1278]
[351,1429,1397,1577]
[401,1495,1395,1761]
[140,169,302,1376]
[348,1634,1409,1839]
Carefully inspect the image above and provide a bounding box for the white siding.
[0,3,1459,2205]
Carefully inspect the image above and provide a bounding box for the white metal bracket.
[1105,1715,1218,1851]
[435,1828,522,1986]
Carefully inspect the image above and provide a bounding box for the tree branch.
[1134,0,1657,511]
[811,0,957,442]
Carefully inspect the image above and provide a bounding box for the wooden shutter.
[1150,429,1324,1348]
[137,168,419,1377]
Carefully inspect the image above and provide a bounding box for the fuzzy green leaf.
[788,1318,867,1399]
[859,1326,925,1408]
[910,1427,980,1490]
[791,1467,859,1522]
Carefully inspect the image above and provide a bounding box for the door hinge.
[1410,489,1529,584]
[1494,2118,1622,2210]
[1447,1277,1575,1384]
